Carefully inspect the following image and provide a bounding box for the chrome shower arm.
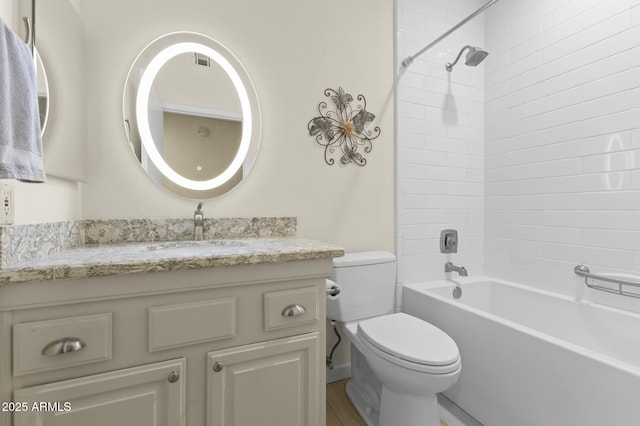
[401,0,501,68]
[445,45,472,72]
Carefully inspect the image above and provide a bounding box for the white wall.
[396,0,486,286]
[0,0,14,26]
[79,0,395,253]
[484,0,640,305]
[13,178,81,223]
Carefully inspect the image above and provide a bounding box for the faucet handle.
[440,229,458,253]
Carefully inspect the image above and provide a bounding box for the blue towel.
[0,18,46,182]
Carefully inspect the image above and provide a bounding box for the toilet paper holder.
[326,281,341,297]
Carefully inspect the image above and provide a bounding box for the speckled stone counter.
[0,218,344,285]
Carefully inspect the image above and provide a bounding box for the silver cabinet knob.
[42,337,86,356]
[168,371,180,383]
[212,361,224,373]
[281,304,306,317]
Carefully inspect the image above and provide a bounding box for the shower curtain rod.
[401,0,501,68]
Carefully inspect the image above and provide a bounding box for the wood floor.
[326,379,449,426]
[326,379,366,426]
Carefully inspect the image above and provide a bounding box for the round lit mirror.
[123,32,261,199]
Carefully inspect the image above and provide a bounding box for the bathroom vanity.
[0,221,343,426]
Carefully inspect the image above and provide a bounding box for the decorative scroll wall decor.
[307,87,381,166]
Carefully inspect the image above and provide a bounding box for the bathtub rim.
[403,276,640,378]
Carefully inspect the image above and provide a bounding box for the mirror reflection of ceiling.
[154,52,241,119]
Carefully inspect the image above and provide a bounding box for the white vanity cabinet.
[0,258,331,426]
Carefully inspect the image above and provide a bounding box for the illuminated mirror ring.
[136,42,252,191]
[123,31,262,199]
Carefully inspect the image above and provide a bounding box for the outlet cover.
[0,183,14,225]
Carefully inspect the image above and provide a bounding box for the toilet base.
[346,379,442,426]
[379,385,441,426]
[345,380,377,426]
[345,341,444,426]
[345,342,379,425]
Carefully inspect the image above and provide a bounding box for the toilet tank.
[327,251,396,322]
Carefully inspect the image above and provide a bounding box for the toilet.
[327,251,460,426]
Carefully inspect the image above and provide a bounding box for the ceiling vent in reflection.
[194,52,211,67]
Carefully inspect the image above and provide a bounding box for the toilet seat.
[357,312,460,374]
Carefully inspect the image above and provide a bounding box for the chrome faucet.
[445,261,468,277]
[194,203,204,241]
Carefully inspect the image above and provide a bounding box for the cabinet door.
[13,358,185,426]
[207,333,320,426]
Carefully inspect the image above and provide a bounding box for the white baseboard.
[326,363,350,383]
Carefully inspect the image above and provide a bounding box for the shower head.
[465,47,489,66]
[446,45,488,72]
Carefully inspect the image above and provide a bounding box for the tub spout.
[445,261,468,277]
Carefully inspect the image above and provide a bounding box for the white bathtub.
[403,278,640,426]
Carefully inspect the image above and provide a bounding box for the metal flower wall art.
[307,87,381,166]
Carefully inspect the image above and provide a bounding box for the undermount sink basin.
[140,239,249,252]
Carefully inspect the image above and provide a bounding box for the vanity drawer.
[13,313,113,376]
[264,287,318,331]
[149,297,236,352]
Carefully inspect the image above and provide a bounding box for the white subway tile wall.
[397,0,640,308]
[397,0,486,285]
[485,0,640,301]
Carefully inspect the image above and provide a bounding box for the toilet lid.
[357,312,459,367]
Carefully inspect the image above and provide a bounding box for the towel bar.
[22,17,31,47]
[22,0,36,52]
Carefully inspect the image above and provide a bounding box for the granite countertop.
[0,218,344,285]
[0,237,344,285]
